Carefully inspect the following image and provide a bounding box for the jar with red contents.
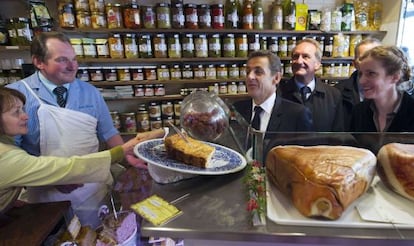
[184,3,198,29]
[123,2,141,29]
[211,4,224,29]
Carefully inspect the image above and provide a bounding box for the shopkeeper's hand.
[125,152,148,169]
[55,184,84,193]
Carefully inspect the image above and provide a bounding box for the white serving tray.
[266,176,414,229]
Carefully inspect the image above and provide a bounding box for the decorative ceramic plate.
[134,139,247,175]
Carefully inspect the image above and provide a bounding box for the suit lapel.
[267,97,282,131]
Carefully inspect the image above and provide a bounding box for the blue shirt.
[6,72,119,156]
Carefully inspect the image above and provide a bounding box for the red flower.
[247,198,259,211]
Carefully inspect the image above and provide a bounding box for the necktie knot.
[251,106,263,130]
[53,86,67,107]
[300,86,311,102]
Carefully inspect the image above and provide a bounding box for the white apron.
[22,81,111,226]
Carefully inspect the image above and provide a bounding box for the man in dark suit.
[278,38,344,132]
[233,50,313,156]
[335,37,381,131]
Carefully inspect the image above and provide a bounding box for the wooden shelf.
[103,93,249,101]
[0,45,30,51]
[90,79,245,86]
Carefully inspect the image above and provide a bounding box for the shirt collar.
[295,78,316,92]
[38,71,70,93]
[253,92,276,115]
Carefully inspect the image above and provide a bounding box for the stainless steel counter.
[139,123,414,245]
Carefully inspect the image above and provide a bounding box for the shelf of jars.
[58,27,387,40]
[102,93,249,101]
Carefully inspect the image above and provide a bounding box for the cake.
[164,133,215,168]
[266,145,376,220]
[377,143,414,201]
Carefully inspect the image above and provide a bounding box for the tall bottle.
[253,0,264,30]
[369,0,382,30]
[225,0,240,29]
[271,0,283,30]
[283,0,296,30]
[241,0,253,29]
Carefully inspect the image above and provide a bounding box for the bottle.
[225,0,240,29]
[271,0,283,30]
[369,0,382,31]
[241,0,253,29]
[253,0,264,30]
[283,0,296,30]
[354,0,369,31]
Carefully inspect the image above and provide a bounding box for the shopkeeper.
[0,87,166,214]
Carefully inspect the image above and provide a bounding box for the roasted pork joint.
[266,145,376,220]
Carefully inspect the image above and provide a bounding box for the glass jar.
[153,34,168,58]
[95,38,109,58]
[170,65,182,80]
[89,66,104,81]
[161,101,174,116]
[91,11,106,28]
[145,84,155,97]
[222,34,235,57]
[208,34,221,58]
[171,3,185,29]
[228,81,238,94]
[148,102,161,117]
[181,34,195,58]
[144,66,157,80]
[211,4,224,29]
[168,34,182,58]
[225,0,240,29]
[141,6,156,29]
[242,0,253,29]
[117,67,131,81]
[248,34,260,53]
[219,82,228,94]
[70,38,84,58]
[228,63,240,79]
[194,34,208,58]
[217,64,228,79]
[76,11,91,28]
[238,81,246,93]
[206,64,217,79]
[287,36,297,57]
[278,36,288,57]
[268,36,279,54]
[120,112,136,133]
[59,2,76,28]
[253,0,264,29]
[194,64,206,80]
[123,33,138,59]
[182,64,193,79]
[134,85,145,97]
[103,67,117,81]
[136,106,150,132]
[184,3,198,29]
[110,111,120,130]
[236,34,248,57]
[197,4,211,29]
[239,63,247,78]
[131,66,144,81]
[157,65,170,81]
[123,2,141,29]
[138,34,153,58]
[155,84,166,96]
[108,33,124,58]
[77,67,89,81]
[89,0,105,12]
[82,38,97,58]
[156,3,171,29]
[260,36,267,50]
[105,3,123,28]
[6,19,17,46]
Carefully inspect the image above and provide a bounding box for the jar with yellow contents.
[168,34,182,58]
[153,34,168,58]
[106,3,123,28]
[108,34,124,58]
[91,11,106,28]
[123,33,138,59]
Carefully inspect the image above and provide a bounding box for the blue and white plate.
[134,139,247,175]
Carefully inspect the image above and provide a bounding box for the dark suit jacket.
[350,92,414,132]
[233,96,314,133]
[335,71,361,131]
[278,77,344,132]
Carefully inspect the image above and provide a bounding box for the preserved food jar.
[103,67,117,81]
[82,38,97,58]
[134,84,145,96]
[106,3,123,28]
[157,65,170,80]
[156,3,171,29]
[271,0,283,30]
[222,34,235,57]
[278,36,287,57]
[141,6,156,28]
[239,63,247,78]
[206,64,217,79]
[284,0,296,30]
[236,34,248,57]
[182,64,193,79]
[76,11,91,28]
[228,81,238,94]
[110,111,121,130]
[154,34,168,58]
[6,19,17,46]
[91,11,106,28]
[287,36,296,57]
[117,67,131,81]
[123,33,138,58]
[197,4,211,29]
[155,84,166,96]
[120,112,136,133]
[369,0,382,31]
[228,64,239,79]
[170,65,182,80]
[145,84,155,97]
[144,66,157,80]
[75,0,89,11]
[77,67,89,81]
[219,82,228,94]
[150,117,162,130]
[138,34,153,58]
[324,36,333,57]
[136,106,150,132]
[268,36,279,54]
[194,34,208,58]
[260,36,267,50]
[242,0,253,30]
[331,8,342,32]
[171,3,185,28]
[89,0,105,12]
[253,0,264,29]
[211,4,224,29]
[108,34,124,58]
[168,34,182,58]
[89,67,104,81]
[148,102,161,117]
[182,33,195,58]
[194,64,205,79]
[70,38,84,57]
[59,2,76,28]
[174,100,182,117]
[131,66,144,81]
[184,3,198,29]
[238,81,246,93]
[208,34,221,58]
[225,0,240,29]
[123,2,141,29]
[161,101,174,116]
[248,34,260,54]
[217,64,228,79]
[95,38,109,58]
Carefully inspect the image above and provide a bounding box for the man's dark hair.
[247,50,282,75]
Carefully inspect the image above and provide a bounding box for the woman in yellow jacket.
[0,87,165,213]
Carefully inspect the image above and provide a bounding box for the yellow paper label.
[295,4,308,31]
